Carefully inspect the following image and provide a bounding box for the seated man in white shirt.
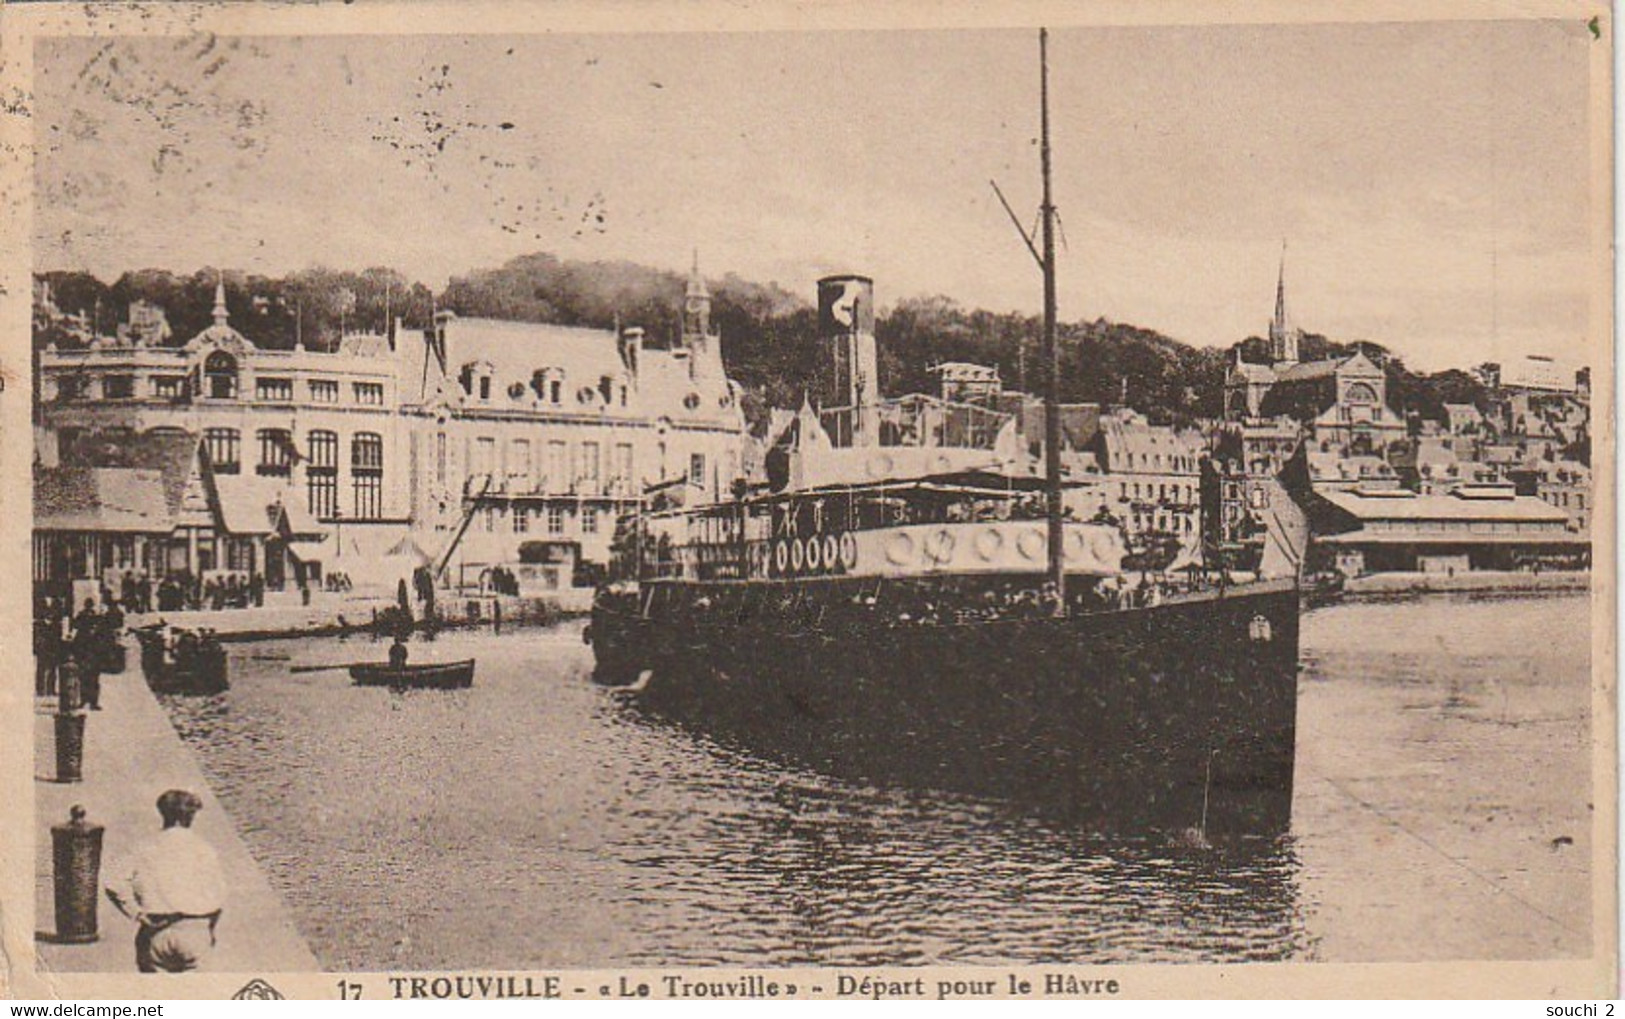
[104,789,227,973]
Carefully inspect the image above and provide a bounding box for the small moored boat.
[132,625,229,695]
[350,659,476,689]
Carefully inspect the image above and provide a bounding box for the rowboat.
[350,659,475,689]
[132,625,229,696]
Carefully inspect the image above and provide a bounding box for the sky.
[32,21,1597,372]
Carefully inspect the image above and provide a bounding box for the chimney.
[620,326,644,379]
[816,274,879,447]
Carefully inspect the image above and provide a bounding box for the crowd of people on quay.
[33,595,125,703]
[61,570,271,615]
[42,567,364,618]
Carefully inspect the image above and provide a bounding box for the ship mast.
[991,28,1066,616]
[1038,27,1064,616]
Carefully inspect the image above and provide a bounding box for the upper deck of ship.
[621,393,1130,584]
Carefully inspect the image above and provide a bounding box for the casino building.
[34,261,749,595]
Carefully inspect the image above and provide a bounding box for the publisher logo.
[233,978,286,1000]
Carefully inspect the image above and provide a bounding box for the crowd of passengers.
[637,571,1218,628]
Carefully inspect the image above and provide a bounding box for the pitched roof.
[211,474,320,536]
[64,429,199,515]
[443,317,631,403]
[1317,486,1567,523]
[1271,359,1342,383]
[35,466,171,532]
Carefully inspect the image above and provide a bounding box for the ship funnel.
[815,274,879,447]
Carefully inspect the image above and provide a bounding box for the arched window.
[1345,382,1379,405]
[351,433,384,519]
[204,351,238,399]
[307,431,338,519]
[257,428,294,477]
[204,427,240,474]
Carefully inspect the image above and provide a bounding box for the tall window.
[547,441,567,492]
[475,437,495,481]
[257,428,294,477]
[435,431,447,485]
[204,351,238,399]
[689,452,706,487]
[583,506,599,535]
[548,505,566,535]
[307,430,338,519]
[580,441,600,490]
[614,443,634,489]
[513,506,530,533]
[204,428,240,474]
[353,382,384,406]
[351,432,384,519]
[510,439,531,488]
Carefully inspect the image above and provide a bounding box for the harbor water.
[159,593,1593,968]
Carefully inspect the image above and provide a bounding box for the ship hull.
[591,579,1300,836]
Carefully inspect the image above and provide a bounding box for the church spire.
[683,248,711,337]
[1269,240,1298,364]
[212,270,230,329]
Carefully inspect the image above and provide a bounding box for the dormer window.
[508,382,526,401]
[577,386,597,406]
[531,369,565,404]
[683,392,701,411]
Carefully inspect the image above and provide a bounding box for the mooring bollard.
[54,711,87,783]
[54,660,87,784]
[51,805,103,944]
[57,660,82,714]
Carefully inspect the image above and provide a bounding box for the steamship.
[589,33,1303,835]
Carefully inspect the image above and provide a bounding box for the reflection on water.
[162,625,1308,968]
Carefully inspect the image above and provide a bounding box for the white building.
[396,259,746,588]
[36,279,404,586]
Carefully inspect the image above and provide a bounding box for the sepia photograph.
[1,0,1613,1000]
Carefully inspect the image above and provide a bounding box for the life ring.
[924,528,957,565]
[790,537,805,572]
[840,532,859,570]
[822,534,841,573]
[885,532,915,566]
[1089,528,1120,563]
[973,526,1005,562]
[1016,528,1045,561]
[804,534,822,571]
[1064,527,1090,561]
[774,539,790,575]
